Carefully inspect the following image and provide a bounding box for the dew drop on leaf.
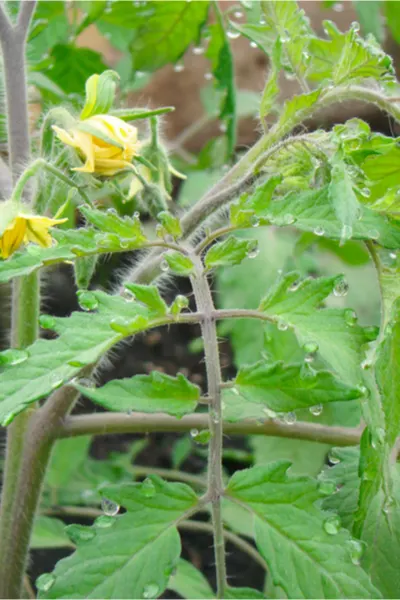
[95,515,116,528]
[231,387,239,396]
[314,225,325,237]
[344,309,357,327]
[141,478,156,498]
[192,45,204,55]
[39,314,56,330]
[361,187,371,197]
[36,573,56,592]
[175,295,188,309]
[328,451,341,465]
[333,277,348,297]
[368,229,380,240]
[67,525,96,544]
[77,290,99,311]
[284,411,296,425]
[233,10,243,18]
[0,348,29,366]
[277,320,288,331]
[142,583,160,599]
[310,404,323,416]
[101,497,120,517]
[190,428,199,438]
[248,245,259,259]
[174,61,184,73]
[50,373,64,390]
[160,260,169,272]
[346,539,364,565]
[250,41,257,49]
[227,28,240,40]
[190,429,211,445]
[323,515,341,535]
[303,341,318,355]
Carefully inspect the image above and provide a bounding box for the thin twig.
[60,412,363,447]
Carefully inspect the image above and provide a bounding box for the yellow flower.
[0,212,67,259]
[52,114,139,176]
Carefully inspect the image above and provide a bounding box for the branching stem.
[190,254,227,598]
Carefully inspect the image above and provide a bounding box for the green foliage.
[226,462,380,599]
[38,477,198,599]
[76,372,199,417]
[205,236,258,269]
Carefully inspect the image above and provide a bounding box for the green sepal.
[80,70,119,120]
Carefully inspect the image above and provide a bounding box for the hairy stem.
[190,255,227,597]
[60,411,363,446]
[0,385,80,598]
[0,3,39,598]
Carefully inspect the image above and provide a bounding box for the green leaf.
[206,5,236,157]
[259,272,369,383]
[263,185,400,249]
[361,467,400,599]
[353,1,384,42]
[226,462,380,599]
[275,90,321,138]
[38,477,198,599]
[168,559,214,599]
[104,1,209,72]
[385,0,400,44]
[48,44,107,95]
[205,236,257,269]
[320,447,361,529]
[31,517,73,549]
[124,283,167,317]
[229,360,362,413]
[260,38,281,122]
[0,291,163,425]
[164,252,194,276]
[110,107,175,121]
[375,300,400,448]
[157,211,182,240]
[47,437,92,489]
[308,22,393,85]
[328,153,361,244]
[76,372,199,418]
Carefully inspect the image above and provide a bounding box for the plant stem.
[178,520,268,572]
[60,411,363,446]
[190,255,228,598]
[0,4,39,598]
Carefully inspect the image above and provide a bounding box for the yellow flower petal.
[0,217,26,258]
[24,216,68,248]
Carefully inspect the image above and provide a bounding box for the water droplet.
[262,407,276,419]
[122,288,135,302]
[175,295,188,309]
[211,409,220,424]
[260,18,266,25]
[39,314,56,329]
[231,387,240,396]
[333,2,344,12]
[36,573,56,592]
[284,411,296,425]
[250,215,260,227]
[361,187,371,198]
[344,309,357,327]
[0,348,29,366]
[250,41,258,49]
[303,341,318,355]
[190,429,211,444]
[95,515,116,528]
[383,496,394,514]
[101,497,120,517]
[313,225,325,236]
[346,539,364,565]
[233,10,243,18]
[77,290,98,311]
[192,45,204,55]
[351,21,360,32]
[333,277,348,297]
[283,213,295,225]
[219,121,227,133]
[357,384,368,397]
[368,229,380,240]
[310,404,323,416]
[227,29,240,40]
[328,452,341,465]
[318,480,336,496]
[300,363,317,380]
[174,61,184,73]
[143,583,160,599]
[341,224,353,241]
[390,251,397,260]
[289,280,300,292]
[160,260,169,272]
[204,72,213,80]
[67,524,96,544]
[323,515,341,535]
[277,321,288,331]
[248,244,259,259]
[141,477,156,498]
